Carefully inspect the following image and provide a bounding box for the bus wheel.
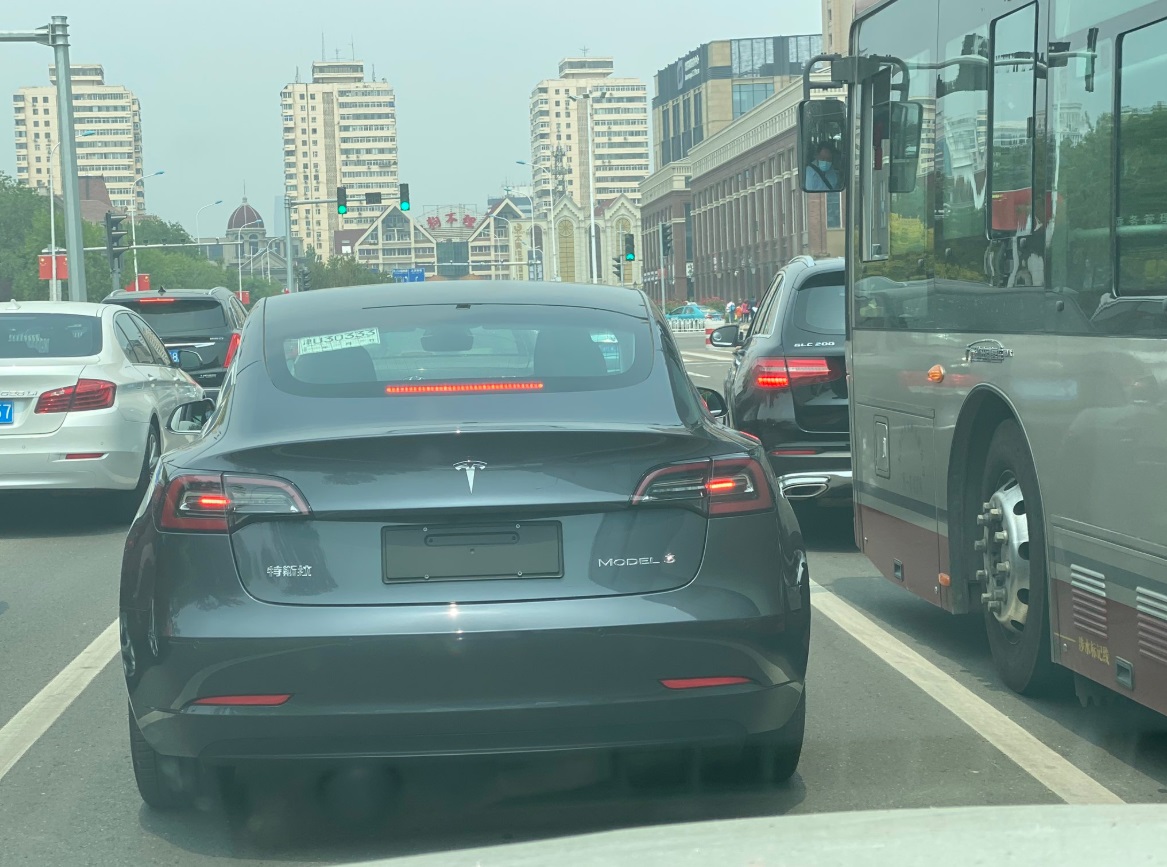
[976,420,1060,695]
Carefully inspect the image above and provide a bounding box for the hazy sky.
[0,0,821,233]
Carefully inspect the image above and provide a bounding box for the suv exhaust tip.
[780,477,831,499]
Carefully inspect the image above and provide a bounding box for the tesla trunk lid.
[227,430,714,605]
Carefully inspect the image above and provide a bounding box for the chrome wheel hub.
[977,477,1032,634]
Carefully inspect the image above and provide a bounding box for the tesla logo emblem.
[454,460,487,493]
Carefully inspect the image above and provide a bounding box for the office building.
[13,65,145,214]
[652,35,822,170]
[282,60,399,260]
[528,57,650,221]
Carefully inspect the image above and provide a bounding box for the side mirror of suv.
[709,325,742,348]
[171,348,204,372]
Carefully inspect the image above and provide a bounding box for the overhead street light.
[47,129,96,301]
[194,199,224,257]
[130,170,165,282]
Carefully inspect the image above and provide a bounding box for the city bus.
[799,0,1167,714]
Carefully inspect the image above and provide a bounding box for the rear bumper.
[767,450,852,503]
[125,609,806,763]
[0,419,146,491]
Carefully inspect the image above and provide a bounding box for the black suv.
[102,286,247,400]
[710,256,850,508]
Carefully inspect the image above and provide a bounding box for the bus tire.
[976,419,1062,695]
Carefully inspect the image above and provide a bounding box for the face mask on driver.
[817,160,832,171]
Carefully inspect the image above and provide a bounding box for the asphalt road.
[1,333,1164,865]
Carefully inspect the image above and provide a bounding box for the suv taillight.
[224,332,242,368]
[35,379,116,414]
[633,457,773,516]
[160,473,311,532]
[751,357,840,390]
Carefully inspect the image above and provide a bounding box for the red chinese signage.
[237,290,251,305]
[125,274,151,292]
[462,214,478,229]
[37,254,68,280]
[427,216,441,230]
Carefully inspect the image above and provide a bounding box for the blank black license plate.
[382,522,563,583]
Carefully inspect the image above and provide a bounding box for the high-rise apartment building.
[528,58,650,217]
[282,60,399,259]
[652,36,822,170]
[822,0,854,55]
[13,65,145,214]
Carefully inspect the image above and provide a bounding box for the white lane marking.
[682,353,732,363]
[810,581,1124,806]
[687,371,710,379]
[0,619,119,785]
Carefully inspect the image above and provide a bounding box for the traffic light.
[299,265,312,291]
[399,183,411,211]
[624,233,636,262]
[336,186,348,215]
[104,211,129,270]
[612,257,623,280]
[662,224,674,257]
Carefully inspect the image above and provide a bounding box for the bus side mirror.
[889,101,924,194]
[798,98,849,193]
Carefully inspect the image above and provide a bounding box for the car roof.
[784,255,845,281]
[1,300,113,317]
[261,280,652,326]
[103,286,231,302]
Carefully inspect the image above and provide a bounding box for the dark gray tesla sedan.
[119,281,811,809]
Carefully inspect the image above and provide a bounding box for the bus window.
[988,3,1038,239]
[1116,17,1167,307]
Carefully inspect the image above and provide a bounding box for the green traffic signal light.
[336,186,348,215]
[400,183,411,211]
[623,232,635,262]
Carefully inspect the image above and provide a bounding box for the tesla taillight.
[224,332,242,368]
[160,473,311,532]
[751,357,840,390]
[633,457,773,516]
[34,379,116,414]
[705,457,773,515]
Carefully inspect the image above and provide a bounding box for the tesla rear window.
[106,299,228,338]
[0,313,102,358]
[790,280,846,335]
[268,304,653,398]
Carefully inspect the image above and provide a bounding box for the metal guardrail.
[666,318,719,334]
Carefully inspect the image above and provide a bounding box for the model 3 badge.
[453,460,487,493]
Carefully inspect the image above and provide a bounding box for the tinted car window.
[114,316,155,364]
[130,315,174,365]
[106,299,229,338]
[0,313,102,358]
[790,277,846,336]
[267,304,653,400]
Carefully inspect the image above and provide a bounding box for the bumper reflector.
[660,676,751,690]
[190,694,292,707]
[64,453,106,460]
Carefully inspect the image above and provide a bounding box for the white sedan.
[0,300,203,505]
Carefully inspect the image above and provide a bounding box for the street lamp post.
[130,170,165,283]
[47,129,95,301]
[569,90,606,284]
[233,218,262,294]
[194,199,223,257]
[516,160,559,282]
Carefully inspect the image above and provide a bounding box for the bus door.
[800,38,954,609]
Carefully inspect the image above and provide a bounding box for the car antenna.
[157,286,166,295]
[6,297,19,309]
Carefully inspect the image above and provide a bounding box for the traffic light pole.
[284,194,339,293]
